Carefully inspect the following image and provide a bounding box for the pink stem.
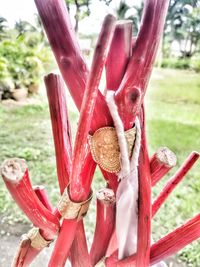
[11,185,54,267]
[1,159,59,240]
[45,74,72,192]
[106,230,118,258]
[136,106,151,267]
[34,185,54,212]
[105,212,200,266]
[152,151,199,217]
[70,221,91,267]
[34,0,118,200]
[150,213,200,265]
[69,14,116,201]
[106,21,132,91]
[115,0,170,130]
[48,219,78,267]
[12,239,40,267]
[100,170,119,193]
[150,147,177,186]
[45,73,90,267]
[34,0,87,110]
[34,0,112,131]
[90,188,116,265]
[89,22,133,261]
[105,212,200,267]
[35,0,123,213]
[48,15,116,267]
[105,152,200,266]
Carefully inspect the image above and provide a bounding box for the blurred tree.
[99,0,112,5]
[65,0,90,32]
[65,0,143,33]
[115,1,143,35]
[100,0,143,35]
[15,18,47,46]
[100,0,200,58]
[15,20,36,37]
[116,1,130,19]
[34,14,45,42]
[163,0,200,57]
[178,6,200,57]
[0,16,8,40]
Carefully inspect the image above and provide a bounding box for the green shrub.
[0,57,9,79]
[0,39,44,87]
[161,58,190,70]
[0,29,54,97]
[190,56,200,72]
[0,40,27,87]
[0,56,14,99]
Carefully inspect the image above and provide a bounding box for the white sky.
[0,0,140,34]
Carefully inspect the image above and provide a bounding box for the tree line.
[66,0,200,60]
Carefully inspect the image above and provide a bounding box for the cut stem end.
[1,158,27,183]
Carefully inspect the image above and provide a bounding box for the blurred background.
[0,0,199,266]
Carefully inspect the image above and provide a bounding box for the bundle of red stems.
[0,0,199,266]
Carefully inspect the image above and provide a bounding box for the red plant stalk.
[96,18,134,201]
[105,212,200,266]
[105,3,170,259]
[1,160,58,266]
[152,151,199,217]
[69,222,91,267]
[34,0,117,202]
[105,151,200,266]
[12,239,40,267]
[34,0,112,131]
[106,229,118,257]
[135,106,151,267]
[150,147,177,186]
[45,73,90,267]
[48,15,116,267]
[69,14,116,199]
[90,188,116,266]
[34,0,138,211]
[107,213,200,266]
[12,185,57,267]
[105,14,141,122]
[8,74,78,267]
[106,21,132,91]
[45,74,72,192]
[150,213,200,264]
[115,0,170,130]
[105,250,130,267]
[91,21,133,258]
[33,185,54,211]
[1,159,59,240]
[101,109,151,267]
[34,0,85,110]
[100,171,119,193]
[10,186,54,267]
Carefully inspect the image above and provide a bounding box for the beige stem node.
[57,185,93,221]
[25,227,53,250]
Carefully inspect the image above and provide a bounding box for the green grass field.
[0,68,199,265]
[147,69,200,266]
